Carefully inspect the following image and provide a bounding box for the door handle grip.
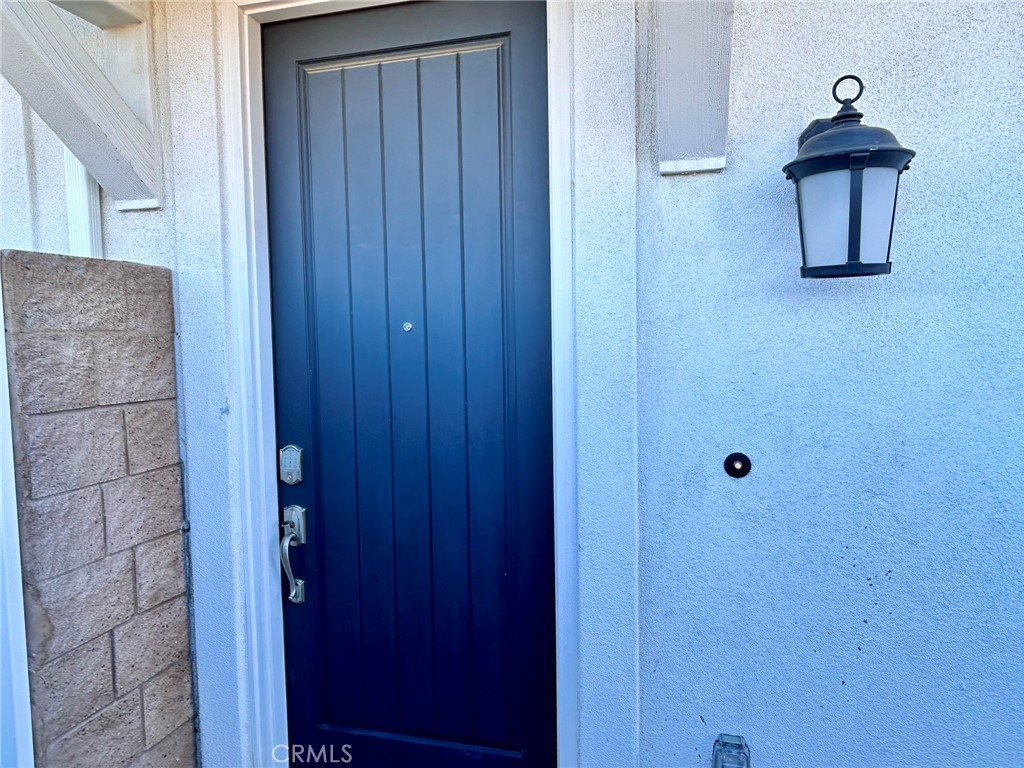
[280,530,305,604]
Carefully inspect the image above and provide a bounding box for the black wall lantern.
[783,75,915,278]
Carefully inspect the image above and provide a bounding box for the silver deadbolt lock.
[279,444,303,485]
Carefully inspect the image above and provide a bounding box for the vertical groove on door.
[458,45,509,745]
[454,50,478,741]
[306,69,365,725]
[376,62,402,728]
[344,63,399,728]
[338,68,367,726]
[300,69,327,727]
[381,57,434,735]
[414,57,439,734]
[421,51,473,740]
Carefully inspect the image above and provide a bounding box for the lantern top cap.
[830,74,865,123]
[832,74,864,106]
[783,75,915,179]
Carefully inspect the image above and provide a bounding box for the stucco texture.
[636,2,1024,766]
[573,2,642,766]
[4,1,1024,766]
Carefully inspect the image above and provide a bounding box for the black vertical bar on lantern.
[794,187,809,270]
[884,176,903,267]
[847,152,869,263]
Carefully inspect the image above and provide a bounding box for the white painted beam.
[49,0,145,29]
[0,0,160,203]
[98,6,162,209]
[656,0,735,175]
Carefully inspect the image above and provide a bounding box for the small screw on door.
[402,322,413,332]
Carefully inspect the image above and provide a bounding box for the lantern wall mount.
[783,75,915,278]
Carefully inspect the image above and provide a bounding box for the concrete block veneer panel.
[2,250,195,767]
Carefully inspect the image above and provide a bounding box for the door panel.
[263,3,552,766]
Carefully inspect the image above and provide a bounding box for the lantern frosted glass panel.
[797,169,850,267]
[859,167,900,263]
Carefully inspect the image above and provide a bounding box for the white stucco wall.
[2,2,1023,767]
[572,2,641,765]
[634,2,1024,766]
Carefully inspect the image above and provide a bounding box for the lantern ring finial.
[832,74,864,105]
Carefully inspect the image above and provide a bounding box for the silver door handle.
[280,505,306,604]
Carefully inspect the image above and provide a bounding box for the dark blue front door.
[263,3,553,765]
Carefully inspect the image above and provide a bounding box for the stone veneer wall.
[2,250,195,767]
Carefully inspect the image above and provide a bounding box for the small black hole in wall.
[724,453,751,478]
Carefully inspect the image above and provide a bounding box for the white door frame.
[219,1,578,764]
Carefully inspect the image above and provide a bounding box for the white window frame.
[219,1,579,764]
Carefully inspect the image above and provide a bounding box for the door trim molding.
[220,1,577,765]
